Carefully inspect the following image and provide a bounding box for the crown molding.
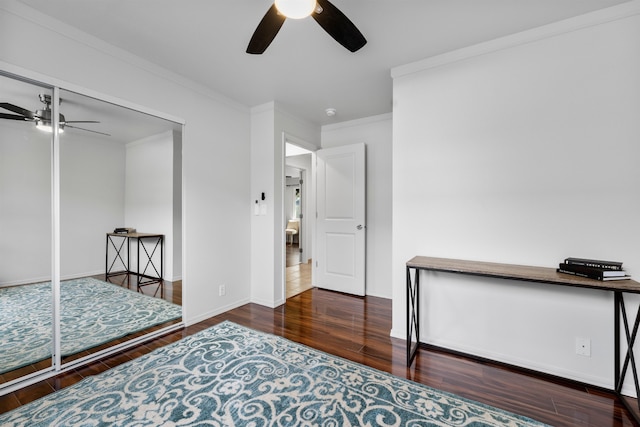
[0,0,249,115]
[391,1,640,79]
[322,112,392,133]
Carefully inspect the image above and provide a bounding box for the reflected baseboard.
[0,275,183,389]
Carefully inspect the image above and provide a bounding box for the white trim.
[273,102,318,130]
[280,132,287,305]
[391,0,640,78]
[0,0,248,115]
[0,63,185,126]
[0,322,184,396]
[184,298,251,326]
[52,86,62,371]
[285,132,318,154]
[179,122,188,324]
[321,113,393,132]
[251,296,286,309]
[0,270,179,288]
[126,130,175,148]
[250,101,276,115]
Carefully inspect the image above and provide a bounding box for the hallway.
[286,243,312,298]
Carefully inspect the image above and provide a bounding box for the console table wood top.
[107,232,164,239]
[407,256,640,294]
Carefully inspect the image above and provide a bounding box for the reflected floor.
[0,276,181,385]
[102,273,182,306]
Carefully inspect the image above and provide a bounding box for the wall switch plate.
[576,337,591,357]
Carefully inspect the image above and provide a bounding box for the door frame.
[280,132,316,300]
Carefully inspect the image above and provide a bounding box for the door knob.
[357,225,363,230]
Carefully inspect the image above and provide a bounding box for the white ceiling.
[15,0,631,127]
[0,74,180,143]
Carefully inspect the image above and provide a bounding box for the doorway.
[285,173,302,267]
[285,141,313,298]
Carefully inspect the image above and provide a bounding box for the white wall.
[61,133,126,280]
[125,131,175,281]
[322,114,393,299]
[391,5,640,393]
[0,119,126,287]
[0,1,252,325]
[0,123,52,286]
[250,102,320,307]
[250,104,277,307]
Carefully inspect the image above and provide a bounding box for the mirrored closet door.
[0,75,54,384]
[58,88,183,367]
[0,71,184,388]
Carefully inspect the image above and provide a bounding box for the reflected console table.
[406,256,640,422]
[106,232,164,297]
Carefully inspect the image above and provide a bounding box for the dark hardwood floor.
[1,288,638,426]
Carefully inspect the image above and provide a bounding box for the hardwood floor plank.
[1,288,638,425]
[0,393,20,414]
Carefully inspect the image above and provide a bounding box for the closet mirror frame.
[0,69,185,394]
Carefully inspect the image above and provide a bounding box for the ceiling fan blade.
[64,124,111,136]
[0,102,35,119]
[0,112,30,121]
[62,120,100,124]
[312,0,366,52]
[247,3,286,54]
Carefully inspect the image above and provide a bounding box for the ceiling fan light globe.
[275,0,316,19]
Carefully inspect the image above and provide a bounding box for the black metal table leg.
[407,266,420,366]
[106,234,128,278]
[136,235,164,297]
[106,233,164,296]
[615,292,640,424]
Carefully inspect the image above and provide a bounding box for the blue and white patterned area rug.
[0,277,181,374]
[0,321,549,426]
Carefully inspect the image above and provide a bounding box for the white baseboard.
[183,297,251,327]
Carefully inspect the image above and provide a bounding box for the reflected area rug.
[0,277,181,374]
[0,321,549,426]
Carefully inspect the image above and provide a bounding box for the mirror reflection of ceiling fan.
[0,94,110,136]
[247,0,366,54]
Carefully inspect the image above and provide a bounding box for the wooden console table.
[105,232,164,297]
[406,256,640,421]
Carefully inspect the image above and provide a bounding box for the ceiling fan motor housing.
[35,108,66,127]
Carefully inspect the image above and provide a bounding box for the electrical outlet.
[219,284,226,297]
[576,337,591,357]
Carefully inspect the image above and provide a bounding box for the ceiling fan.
[247,0,366,54]
[0,94,110,136]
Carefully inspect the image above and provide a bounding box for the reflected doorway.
[285,175,302,267]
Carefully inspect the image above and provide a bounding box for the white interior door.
[316,143,366,296]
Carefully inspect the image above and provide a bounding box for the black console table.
[106,232,164,297]
[406,256,640,422]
